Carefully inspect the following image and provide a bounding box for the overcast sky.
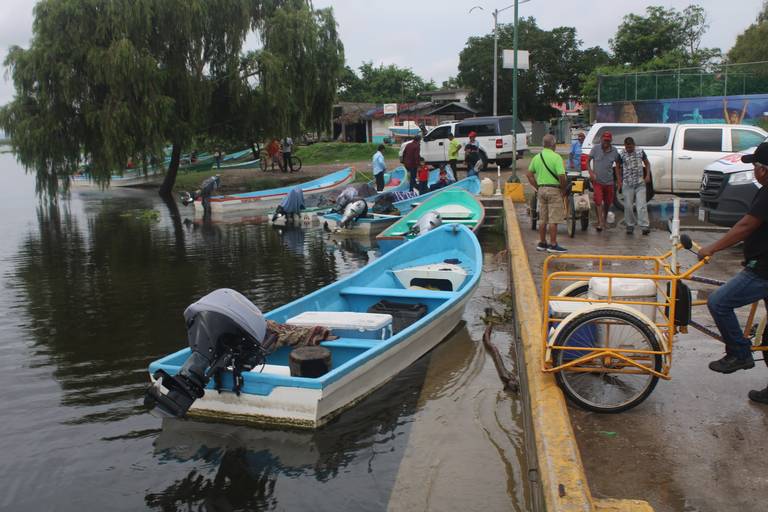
[0,0,764,106]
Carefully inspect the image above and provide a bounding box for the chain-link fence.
[598,62,768,103]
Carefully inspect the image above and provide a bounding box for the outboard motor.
[332,186,359,214]
[144,289,268,419]
[411,210,442,236]
[272,187,305,223]
[339,199,368,228]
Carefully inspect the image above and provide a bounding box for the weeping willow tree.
[0,0,343,196]
[210,1,345,158]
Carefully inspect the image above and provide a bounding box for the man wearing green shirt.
[525,134,568,253]
[447,133,462,178]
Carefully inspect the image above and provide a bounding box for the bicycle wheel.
[553,308,662,413]
[530,194,538,231]
[580,210,589,231]
[567,194,576,238]
[290,155,302,172]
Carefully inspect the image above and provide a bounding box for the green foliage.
[457,17,592,119]
[728,2,768,64]
[295,142,398,165]
[588,4,724,103]
[0,0,344,196]
[337,62,436,103]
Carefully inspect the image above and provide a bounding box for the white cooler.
[588,277,657,321]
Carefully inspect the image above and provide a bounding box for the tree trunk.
[159,143,182,197]
[159,189,186,259]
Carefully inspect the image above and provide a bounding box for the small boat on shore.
[145,224,481,428]
[197,167,356,214]
[377,188,485,254]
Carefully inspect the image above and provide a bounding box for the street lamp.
[469,1,531,117]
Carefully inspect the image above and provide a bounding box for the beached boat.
[197,167,356,214]
[377,188,485,254]
[388,121,433,138]
[146,224,481,428]
[320,212,400,236]
[393,175,481,215]
[271,166,410,226]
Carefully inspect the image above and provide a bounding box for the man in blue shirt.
[569,132,585,171]
[372,144,387,191]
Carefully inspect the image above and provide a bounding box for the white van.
[400,116,529,169]
[581,123,767,197]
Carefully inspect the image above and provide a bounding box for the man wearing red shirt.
[402,133,422,191]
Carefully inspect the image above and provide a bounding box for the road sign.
[502,50,529,70]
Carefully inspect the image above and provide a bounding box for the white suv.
[399,116,529,169]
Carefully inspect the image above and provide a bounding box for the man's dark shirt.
[744,185,768,278]
[402,140,421,169]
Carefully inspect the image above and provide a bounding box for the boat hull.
[320,213,399,236]
[196,168,355,214]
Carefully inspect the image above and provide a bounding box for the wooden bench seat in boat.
[339,286,455,300]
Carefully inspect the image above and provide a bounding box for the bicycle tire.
[530,195,538,231]
[558,283,589,298]
[290,155,302,172]
[758,315,768,368]
[580,211,589,231]
[567,194,576,238]
[553,308,662,413]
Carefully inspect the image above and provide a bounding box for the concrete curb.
[503,197,653,512]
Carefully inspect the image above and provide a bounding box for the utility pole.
[511,0,520,177]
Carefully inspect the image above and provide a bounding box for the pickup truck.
[399,115,529,169]
[580,123,767,207]
[699,145,764,227]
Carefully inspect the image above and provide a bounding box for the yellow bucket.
[504,182,525,202]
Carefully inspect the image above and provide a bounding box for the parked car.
[699,144,765,227]
[580,123,767,209]
[399,116,529,169]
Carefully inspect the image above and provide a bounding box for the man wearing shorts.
[525,134,568,253]
[589,131,619,231]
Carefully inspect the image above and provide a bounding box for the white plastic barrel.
[480,178,494,196]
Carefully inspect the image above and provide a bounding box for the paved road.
[515,193,768,512]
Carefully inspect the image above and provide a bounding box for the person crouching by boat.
[417,158,430,194]
[372,144,387,191]
[429,167,452,191]
[272,186,305,223]
[402,133,421,191]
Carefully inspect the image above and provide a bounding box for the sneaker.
[748,386,768,404]
[642,228,650,235]
[708,354,755,374]
[536,242,548,252]
[547,244,568,253]
[626,227,634,235]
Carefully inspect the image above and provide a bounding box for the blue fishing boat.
[394,175,481,215]
[197,167,356,214]
[377,189,485,254]
[145,224,481,428]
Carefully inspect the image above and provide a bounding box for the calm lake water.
[0,152,530,511]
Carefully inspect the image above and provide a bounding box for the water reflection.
[147,346,436,511]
